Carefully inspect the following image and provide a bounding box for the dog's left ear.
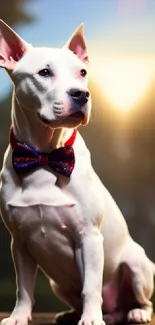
[64,24,88,63]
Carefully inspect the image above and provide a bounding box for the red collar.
[9,126,77,149]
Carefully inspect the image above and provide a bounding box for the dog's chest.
[10,168,104,240]
[9,172,104,282]
[8,152,104,249]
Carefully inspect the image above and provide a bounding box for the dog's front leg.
[76,228,105,325]
[1,238,37,325]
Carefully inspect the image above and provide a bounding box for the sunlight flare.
[90,55,154,111]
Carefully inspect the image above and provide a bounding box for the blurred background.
[0,0,155,313]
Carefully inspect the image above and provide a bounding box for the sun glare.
[90,56,154,111]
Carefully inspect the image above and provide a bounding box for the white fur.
[0,20,154,325]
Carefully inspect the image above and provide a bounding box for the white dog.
[0,20,154,325]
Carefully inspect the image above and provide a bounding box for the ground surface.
[0,313,155,325]
[0,313,56,324]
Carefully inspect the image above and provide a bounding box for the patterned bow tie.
[10,128,77,178]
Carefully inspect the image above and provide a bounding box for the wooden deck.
[0,313,56,324]
[1,313,155,325]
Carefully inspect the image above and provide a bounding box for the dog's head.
[0,20,91,128]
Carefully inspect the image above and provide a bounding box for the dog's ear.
[64,24,88,63]
[0,19,30,70]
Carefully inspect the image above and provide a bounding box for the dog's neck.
[11,94,70,152]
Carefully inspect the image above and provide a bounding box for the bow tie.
[10,127,77,178]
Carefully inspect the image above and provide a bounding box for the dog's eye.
[38,69,51,77]
[80,69,87,77]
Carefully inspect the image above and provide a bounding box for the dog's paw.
[78,317,105,325]
[0,314,31,325]
[127,308,151,324]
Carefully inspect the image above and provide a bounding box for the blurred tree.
[0,0,36,278]
[0,0,35,27]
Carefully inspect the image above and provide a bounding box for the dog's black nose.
[68,88,90,106]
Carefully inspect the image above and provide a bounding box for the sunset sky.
[0,0,155,110]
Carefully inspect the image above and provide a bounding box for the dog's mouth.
[63,111,87,126]
[69,111,87,126]
[70,111,85,119]
[37,110,86,127]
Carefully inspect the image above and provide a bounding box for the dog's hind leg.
[1,239,37,325]
[119,243,154,324]
[127,270,153,324]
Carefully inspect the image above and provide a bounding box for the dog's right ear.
[64,24,88,63]
[0,20,30,71]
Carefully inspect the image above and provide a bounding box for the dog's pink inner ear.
[66,25,88,63]
[0,20,29,70]
[0,39,27,70]
[68,34,88,63]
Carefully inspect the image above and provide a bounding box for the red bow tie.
[10,127,77,178]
